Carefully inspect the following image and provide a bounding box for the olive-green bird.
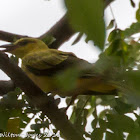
[0,38,116,97]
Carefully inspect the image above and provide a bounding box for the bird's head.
[0,38,49,58]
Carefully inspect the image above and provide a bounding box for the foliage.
[1,0,140,140]
[65,0,105,50]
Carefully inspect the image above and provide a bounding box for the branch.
[0,30,28,43]
[39,14,74,49]
[0,0,115,95]
[0,52,84,140]
[39,0,115,49]
[0,14,73,50]
[0,0,115,48]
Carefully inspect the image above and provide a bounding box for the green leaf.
[122,70,140,106]
[130,0,135,8]
[136,2,140,22]
[83,109,88,127]
[105,131,124,140]
[125,70,140,93]
[91,128,104,140]
[135,114,140,126]
[7,118,21,133]
[92,119,97,129]
[70,107,78,123]
[55,67,79,92]
[123,22,140,37]
[72,32,83,45]
[114,98,134,114]
[108,29,122,42]
[99,119,107,131]
[30,124,41,133]
[0,90,21,109]
[107,19,115,30]
[10,109,22,118]
[105,39,123,56]
[99,109,114,119]
[0,109,10,131]
[87,96,96,116]
[106,114,134,132]
[127,128,140,140]
[65,0,105,50]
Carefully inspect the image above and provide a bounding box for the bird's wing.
[22,49,97,77]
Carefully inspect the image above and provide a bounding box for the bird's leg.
[65,94,78,112]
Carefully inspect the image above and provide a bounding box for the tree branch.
[0,0,115,95]
[39,0,115,49]
[0,52,84,140]
[0,0,115,47]
[0,30,28,43]
[39,14,74,49]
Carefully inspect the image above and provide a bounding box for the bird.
[0,38,116,105]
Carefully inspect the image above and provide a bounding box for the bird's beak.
[0,44,18,52]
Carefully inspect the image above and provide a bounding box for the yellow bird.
[0,38,116,98]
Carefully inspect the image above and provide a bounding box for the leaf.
[123,22,140,37]
[136,2,140,22]
[122,70,140,106]
[87,96,96,116]
[7,118,20,134]
[99,109,114,119]
[91,119,97,129]
[125,70,140,93]
[106,114,134,133]
[135,114,140,126]
[30,124,41,133]
[108,29,122,42]
[55,67,79,92]
[105,39,124,56]
[0,90,20,109]
[70,107,78,123]
[91,128,104,140]
[73,109,83,129]
[107,19,115,30]
[127,128,140,140]
[94,54,121,75]
[105,131,124,140]
[0,109,10,131]
[114,98,134,114]
[72,32,83,45]
[99,119,107,131]
[10,109,22,118]
[83,109,88,127]
[130,0,135,8]
[65,0,105,50]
